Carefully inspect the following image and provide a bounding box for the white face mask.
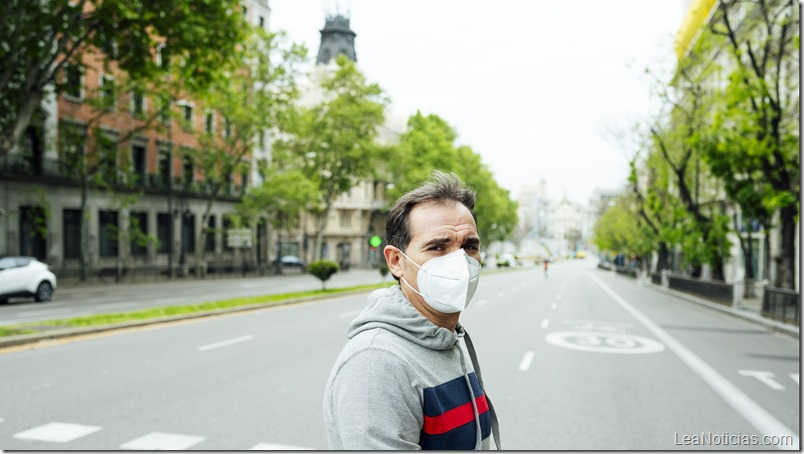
[398,248,481,314]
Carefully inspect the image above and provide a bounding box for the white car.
[0,256,57,303]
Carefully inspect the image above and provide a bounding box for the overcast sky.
[268,0,686,204]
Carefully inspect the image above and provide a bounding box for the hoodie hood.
[347,286,459,351]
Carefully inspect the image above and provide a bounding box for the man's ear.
[384,245,403,278]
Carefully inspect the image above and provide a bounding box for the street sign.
[226,228,253,248]
[369,235,382,248]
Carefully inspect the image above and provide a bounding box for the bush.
[308,260,340,290]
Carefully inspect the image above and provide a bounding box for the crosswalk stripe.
[13,422,101,443]
[249,443,314,450]
[120,432,204,450]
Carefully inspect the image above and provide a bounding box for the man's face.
[388,201,481,297]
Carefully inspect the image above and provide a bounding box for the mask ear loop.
[396,249,427,298]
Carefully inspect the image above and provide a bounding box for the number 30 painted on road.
[545,331,666,354]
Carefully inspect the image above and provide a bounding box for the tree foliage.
[0,0,247,157]
[272,54,388,259]
[385,112,518,245]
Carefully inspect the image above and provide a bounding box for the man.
[323,171,501,450]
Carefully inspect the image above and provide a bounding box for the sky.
[268,0,686,204]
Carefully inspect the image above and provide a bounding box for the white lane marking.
[198,335,255,352]
[100,303,138,310]
[791,374,799,385]
[249,443,314,450]
[498,291,506,297]
[550,303,557,310]
[555,294,562,300]
[518,351,535,371]
[120,432,204,450]
[739,370,786,391]
[541,319,550,328]
[0,417,5,422]
[13,422,102,443]
[589,274,799,449]
[477,299,488,306]
[546,331,665,354]
[17,308,74,317]
[338,309,362,318]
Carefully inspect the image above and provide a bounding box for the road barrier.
[667,274,734,306]
[651,273,662,285]
[762,286,800,325]
[615,266,638,278]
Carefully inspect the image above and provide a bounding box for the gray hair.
[385,171,476,256]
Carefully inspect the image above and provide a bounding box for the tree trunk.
[777,205,797,289]
[195,196,216,279]
[657,241,669,272]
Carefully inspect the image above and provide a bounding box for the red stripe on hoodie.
[422,394,489,435]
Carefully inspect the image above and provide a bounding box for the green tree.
[308,259,339,290]
[0,0,246,158]
[189,28,305,277]
[385,113,518,246]
[273,54,388,260]
[704,0,800,289]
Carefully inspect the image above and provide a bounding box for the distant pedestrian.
[323,171,501,450]
[543,259,549,277]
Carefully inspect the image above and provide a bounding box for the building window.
[205,215,216,252]
[223,117,232,138]
[130,211,148,256]
[223,215,233,250]
[59,122,86,178]
[181,214,195,253]
[157,213,172,253]
[157,149,170,187]
[339,211,352,227]
[20,206,47,260]
[98,210,119,257]
[204,110,215,135]
[131,89,146,118]
[259,16,265,28]
[156,43,169,69]
[242,5,248,17]
[63,209,81,258]
[98,134,118,184]
[182,155,194,187]
[63,64,83,100]
[99,74,116,110]
[131,143,147,183]
[179,102,194,130]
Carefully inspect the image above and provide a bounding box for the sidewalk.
[639,277,799,340]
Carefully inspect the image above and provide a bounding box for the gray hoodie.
[323,286,501,450]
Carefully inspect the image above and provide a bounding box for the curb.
[0,288,377,350]
[622,274,801,340]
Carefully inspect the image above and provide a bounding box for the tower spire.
[316,10,357,65]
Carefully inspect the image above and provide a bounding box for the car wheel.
[35,281,54,302]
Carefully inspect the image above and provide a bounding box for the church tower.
[316,14,357,65]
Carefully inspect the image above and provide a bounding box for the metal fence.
[651,273,662,285]
[762,286,800,325]
[667,275,734,305]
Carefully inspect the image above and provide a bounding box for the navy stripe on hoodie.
[420,373,492,450]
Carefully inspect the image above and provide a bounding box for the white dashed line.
[518,351,535,371]
[541,319,550,329]
[13,422,102,443]
[120,432,204,450]
[249,443,314,450]
[198,335,255,352]
[555,294,562,300]
[791,374,799,385]
[550,303,557,310]
[498,291,506,297]
[477,299,488,306]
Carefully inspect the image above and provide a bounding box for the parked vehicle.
[275,255,307,272]
[0,256,57,303]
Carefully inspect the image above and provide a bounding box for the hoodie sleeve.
[325,347,423,450]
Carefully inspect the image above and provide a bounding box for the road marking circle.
[545,331,666,354]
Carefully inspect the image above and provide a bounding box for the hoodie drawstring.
[457,344,483,449]
[463,330,502,450]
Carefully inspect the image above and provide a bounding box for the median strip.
[0,283,394,347]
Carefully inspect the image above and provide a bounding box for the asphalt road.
[0,268,388,326]
[0,259,799,450]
